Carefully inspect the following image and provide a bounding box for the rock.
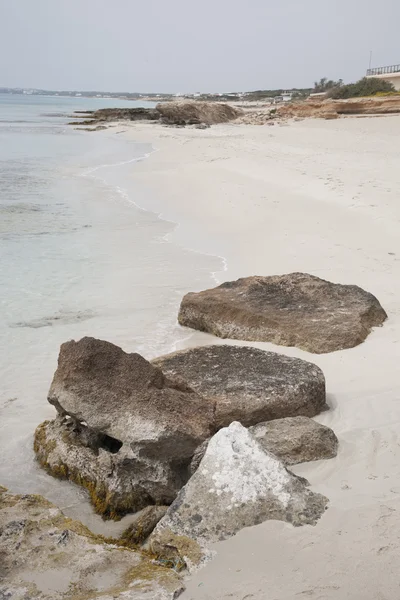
[35,337,215,518]
[189,439,209,476]
[190,416,338,473]
[156,101,243,126]
[0,487,183,599]
[277,96,400,120]
[69,107,160,127]
[150,422,328,554]
[121,505,169,546]
[69,102,242,129]
[178,273,387,353]
[149,529,206,573]
[250,416,338,464]
[153,345,326,428]
[92,107,160,122]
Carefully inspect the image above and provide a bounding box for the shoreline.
[82,133,229,353]
[0,119,224,540]
[107,117,400,599]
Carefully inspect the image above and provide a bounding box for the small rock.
[249,416,338,465]
[190,416,338,473]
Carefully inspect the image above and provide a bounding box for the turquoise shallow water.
[0,94,221,532]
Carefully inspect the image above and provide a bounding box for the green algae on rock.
[0,487,184,599]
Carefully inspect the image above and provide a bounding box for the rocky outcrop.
[156,101,243,126]
[190,416,338,472]
[178,273,387,353]
[277,96,400,119]
[150,423,328,557]
[0,487,183,600]
[70,101,242,128]
[153,345,326,428]
[249,416,338,465]
[34,337,215,518]
[69,107,160,126]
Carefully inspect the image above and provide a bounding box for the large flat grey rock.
[178,273,387,353]
[153,345,326,428]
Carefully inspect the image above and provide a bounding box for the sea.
[0,93,221,533]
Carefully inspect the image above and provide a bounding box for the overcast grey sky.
[0,0,398,93]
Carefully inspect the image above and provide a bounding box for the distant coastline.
[0,85,313,104]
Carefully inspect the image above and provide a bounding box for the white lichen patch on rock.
[206,422,292,506]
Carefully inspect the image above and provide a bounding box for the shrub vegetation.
[328,77,395,99]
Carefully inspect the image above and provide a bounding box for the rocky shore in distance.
[69,101,243,129]
[69,95,400,131]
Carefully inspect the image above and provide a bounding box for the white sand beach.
[117,116,400,599]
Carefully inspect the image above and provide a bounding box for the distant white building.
[308,91,328,100]
[274,91,293,104]
[282,91,293,102]
[366,63,400,90]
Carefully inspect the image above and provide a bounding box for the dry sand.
[118,117,400,599]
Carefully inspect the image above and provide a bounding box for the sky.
[0,0,398,93]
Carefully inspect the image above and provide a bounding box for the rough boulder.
[0,487,183,600]
[34,337,215,518]
[156,101,243,126]
[249,416,338,464]
[153,345,326,428]
[150,422,328,557]
[178,273,387,353]
[190,416,338,473]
